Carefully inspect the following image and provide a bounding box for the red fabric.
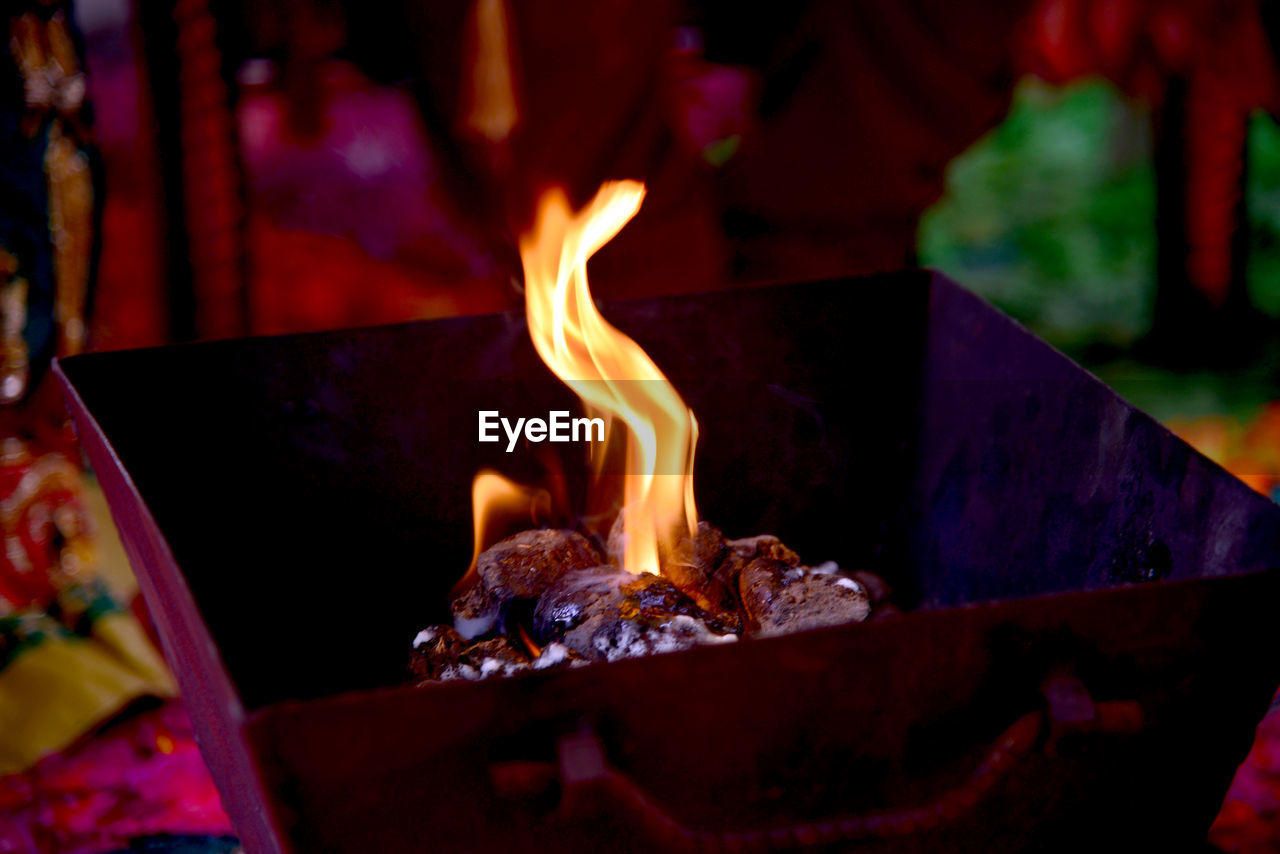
[1018,0,1280,306]
[0,446,85,613]
[0,702,232,854]
[1212,702,1280,853]
[1018,0,1279,109]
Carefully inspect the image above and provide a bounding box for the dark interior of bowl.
[57,271,1280,712]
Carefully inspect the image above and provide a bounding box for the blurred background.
[6,0,1280,851]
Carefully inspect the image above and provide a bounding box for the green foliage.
[1247,111,1280,316]
[919,79,1280,421]
[918,77,1156,354]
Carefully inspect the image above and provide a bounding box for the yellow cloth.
[0,612,176,775]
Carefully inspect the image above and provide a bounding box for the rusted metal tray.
[55,271,1280,852]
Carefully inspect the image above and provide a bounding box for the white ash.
[432,643,579,681]
[411,628,532,683]
[437,663,480,682]
[433,654,530,683]
[409,625,471,681]
[454,612,498,641]
[534,642,572,669]
[479,656,529,679]
[412,627,440,649]
[533,641,586,670]
[592,613,737,663]
[450,583,502,640]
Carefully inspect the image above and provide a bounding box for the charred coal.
[412,522,889,684]
[532,564,736,662]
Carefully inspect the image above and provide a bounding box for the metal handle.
[490,675,1142,851]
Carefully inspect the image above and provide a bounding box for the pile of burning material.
[411,523,893,682]
[411,180,893,683]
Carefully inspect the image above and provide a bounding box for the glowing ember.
[518,180,699,575]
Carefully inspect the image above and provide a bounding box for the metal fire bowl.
[56,272,1280,853]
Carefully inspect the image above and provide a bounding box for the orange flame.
[519,181,698,574]
[454,469,550,595]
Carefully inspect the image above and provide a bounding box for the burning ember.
[411,182,891,682]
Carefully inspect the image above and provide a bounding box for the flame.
[520,181,698,574]
[454,469,549,595]
[515,622,542,658]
